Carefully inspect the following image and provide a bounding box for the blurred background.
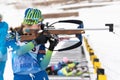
[1,0,120,80]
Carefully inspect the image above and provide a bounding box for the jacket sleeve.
[0,22,8,47]
[40,50,53,70]
[18,42,53,69]
[0,22,8,60]
[15,42,35,55]
[6,33,35,55]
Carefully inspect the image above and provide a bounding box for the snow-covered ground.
[1,1,120,80]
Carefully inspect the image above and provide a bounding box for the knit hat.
[23,8,43,25]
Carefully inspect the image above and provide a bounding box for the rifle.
[19,20,85,42]
[10,20,113,51]
[20,20,113,42]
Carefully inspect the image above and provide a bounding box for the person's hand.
[34,33,48,44]
[48,35,59,51]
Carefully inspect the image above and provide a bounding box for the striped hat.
[23,8,43,25]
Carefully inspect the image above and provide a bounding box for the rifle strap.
[50,41,82,51]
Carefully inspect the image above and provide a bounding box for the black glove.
[34,33,48,44]
[48,35,59,51]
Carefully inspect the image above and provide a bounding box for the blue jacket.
[6,31,53,74]
[0,21,8,61]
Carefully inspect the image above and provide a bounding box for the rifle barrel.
[46,28,109,34]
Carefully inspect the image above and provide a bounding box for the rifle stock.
[20,29,85,42]
[46,29,85,34]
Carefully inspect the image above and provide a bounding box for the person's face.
[22,24,41,34]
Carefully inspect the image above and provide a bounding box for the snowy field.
[1,1,120,80]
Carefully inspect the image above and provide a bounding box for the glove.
[48,35,58,51]
[34,33,48,44]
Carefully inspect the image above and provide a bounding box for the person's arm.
[6,32,35,55]
[40,50,53,70]
[0,22,8,46]
[15,42,35,55]
[15,32,48,55]
[8,31,49,55]
[0,22,8,51]
[40,36,58,70]
[0,22,8,60]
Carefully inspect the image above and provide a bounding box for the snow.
[1,1,120,80]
